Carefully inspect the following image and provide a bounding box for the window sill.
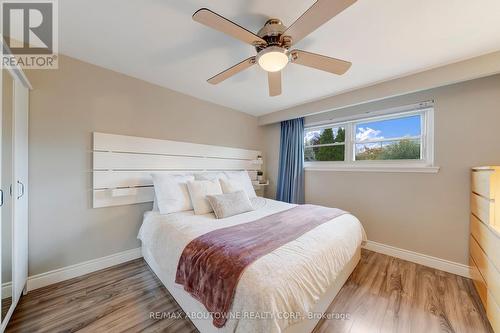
[304,165,440,173]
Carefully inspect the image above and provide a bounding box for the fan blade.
[290,50,351,75]
[282,0,357,46]
[268,71,282,97]
[207,57,256,85]
[193,8,267,47]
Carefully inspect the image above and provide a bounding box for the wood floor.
[6,250,493,333]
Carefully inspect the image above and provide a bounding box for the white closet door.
[12,81,28,299]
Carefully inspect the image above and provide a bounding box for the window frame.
[303,106,438,173]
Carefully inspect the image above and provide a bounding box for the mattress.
[138,198,365,333]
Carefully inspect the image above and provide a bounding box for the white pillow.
[194,172,227,181]
[151,174,194,214]
[186,179,223,215]
[219,178,245,194]
[206,191,254,219]
[223,171,257,198]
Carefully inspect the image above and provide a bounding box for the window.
[304,126,345,161]
[303,105,436,172]
[354,115,421,161]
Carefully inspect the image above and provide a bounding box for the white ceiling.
[60,0,500,116]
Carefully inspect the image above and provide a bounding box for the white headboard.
[92,132,262,208]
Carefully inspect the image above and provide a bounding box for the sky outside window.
[356,115,421,142]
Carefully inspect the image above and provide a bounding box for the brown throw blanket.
[175,204,347,328]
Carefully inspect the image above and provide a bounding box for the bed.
[138,197,365,333]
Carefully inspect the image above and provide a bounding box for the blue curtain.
[276,117,305,204]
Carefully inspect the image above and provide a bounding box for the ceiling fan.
[193,0,357,97]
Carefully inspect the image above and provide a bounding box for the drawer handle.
[17,181,25,199]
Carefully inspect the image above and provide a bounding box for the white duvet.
[138,198,365,333]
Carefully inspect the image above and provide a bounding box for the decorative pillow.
[186,179,223,215]
[206,191,254,219]
[223,171,257,198]
[151,174,194,214]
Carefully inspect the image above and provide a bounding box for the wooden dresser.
[470,166,500,333]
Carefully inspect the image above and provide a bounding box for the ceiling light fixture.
[256,46,289,72]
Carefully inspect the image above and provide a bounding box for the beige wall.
[263,74,500,265]
[27,55,264,276]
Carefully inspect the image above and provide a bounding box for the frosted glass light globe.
[257,47,289,72]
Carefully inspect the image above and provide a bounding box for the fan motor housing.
[256,19,288,52]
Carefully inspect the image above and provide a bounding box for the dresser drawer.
[470,214,500,272]
[472,169,495,199]
[471,192,495,225]
[488,291,500,333]
[470,236,500,307]
[470,256,488,305]
[469,256,500,333]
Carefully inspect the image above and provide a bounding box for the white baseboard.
[363,240,471,278]
[26,247,142,291]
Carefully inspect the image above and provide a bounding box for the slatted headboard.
[92,132,262,208]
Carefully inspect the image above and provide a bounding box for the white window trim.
[304,105,439,173]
